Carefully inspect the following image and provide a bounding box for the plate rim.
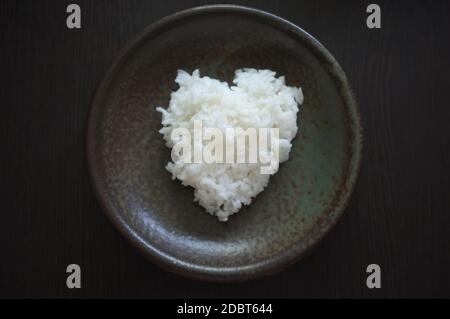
[85,4,363,282]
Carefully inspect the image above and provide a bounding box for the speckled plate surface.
[86,5,362,281]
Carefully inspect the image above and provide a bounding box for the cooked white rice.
[157,69,303,221]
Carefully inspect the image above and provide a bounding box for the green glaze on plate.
[86,5,363,281]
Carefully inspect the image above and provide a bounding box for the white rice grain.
[157,69,303,221]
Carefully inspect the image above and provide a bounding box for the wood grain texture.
[0,0,449,298]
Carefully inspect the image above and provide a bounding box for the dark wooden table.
[1,0,449,298]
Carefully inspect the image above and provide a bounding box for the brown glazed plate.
[86,5,363,281]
